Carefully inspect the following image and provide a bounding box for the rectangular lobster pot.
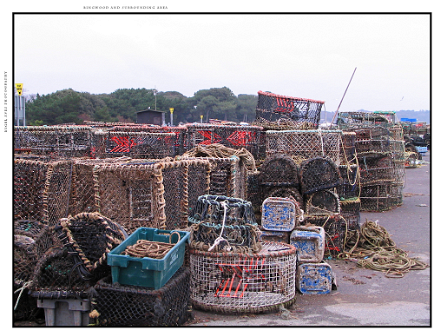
[92,267,191,326]
[261,197,297,231]
[107,227,190,289]
[336,164,360,199]
[265,129,342,165]
[296,262,333,294]
[339,198,361,230]
[36,297,90,326]
[359,183,395,212]
[290,226,325,263]
[259,227,290,243]
[189,242,297,314]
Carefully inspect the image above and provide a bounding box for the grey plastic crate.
[37,298,90,326]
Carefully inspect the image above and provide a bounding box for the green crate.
[107,227,190,289]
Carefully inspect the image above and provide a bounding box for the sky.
[5,3,433,116]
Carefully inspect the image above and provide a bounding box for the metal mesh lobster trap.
[54,212,127,281]
[70,159,210,233]
[92,131,177,159]
[91,267,191,326]
[255,90,324,126]
[188,195,262,253]
[259,154,299,188]
[300,157,342,195]
[184,123,264,160]
[359,182,404,212]
[14,126,92,158]
[265,130,342,165]
[304,190,341,216]
[189,242,297,313]
[358,155,395,185]
[14,159,74,226]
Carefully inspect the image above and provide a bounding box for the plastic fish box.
[108,227,190,289]
[261,197,297,231]
[290,226,325,263]
[259,227,289,243]
[296,262,332,294]
[36,297,90,326]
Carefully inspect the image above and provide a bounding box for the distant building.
[136,109,166,125]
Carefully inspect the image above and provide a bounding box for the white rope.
[318,128,325,157]
[14,281,33,311]
[208,201,231,252]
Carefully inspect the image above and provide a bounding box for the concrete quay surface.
[186,152,431,327]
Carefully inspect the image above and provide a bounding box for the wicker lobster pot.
[189,242,297,313]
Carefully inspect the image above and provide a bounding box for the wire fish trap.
[259,154,299,188]
[300,157,342,195]
[91,267,191,326]
[189,242,297,314]
[54,212,128,281]
[188,195,262,253]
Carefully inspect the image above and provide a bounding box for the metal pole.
[330,67,357,127]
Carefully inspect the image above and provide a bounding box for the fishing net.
[54,212,127,281]
[14,126,92,158]
[255,90,324,125]
[91,267,191,326]
[259,154,299,188]
[188,195,262,253]
[299,157,342,195]
[14,159,74,226]
[189,242,297,313]
[265,130,342,165]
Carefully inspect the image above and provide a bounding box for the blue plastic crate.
[261,197,297,231]
[107,227,190,289]
[296,262,332,294]
[290,226,325,263]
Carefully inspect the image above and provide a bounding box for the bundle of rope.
[340,220,429,278]
[121,232,180,259]
[181,143,257,172]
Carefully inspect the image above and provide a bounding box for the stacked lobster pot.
[188,195,297,313]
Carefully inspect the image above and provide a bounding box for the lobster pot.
[358,155,395,185]
[189,242,297,313]
[290,226,325,263]
[14,220,57,260]
[300,157,342,194]
[337,111,394,129]
[336,164,360,199]
[259,154,299,188]
[255,90,324,125]
[360,183,393,212]
[92,268,191,326]
[393,160,406,185]
[14,234,39,286]
[296,262,333,295]
[188,195,261,253]
[304,215,347,258]
[265,130,342,165]
[185,123,263,160]
[14,159,74,226]
[340,131,356,163]
[70,159,210,233]
[92,131,177,159]
[261,197,298,232]
[389,183,404,207]
[388,125,404,141]
[305,190,341,216]
[184,156,247,199]
[339,198,361,230]
[247,171,263,217]
[14,126,92,158]
[259,228,290,243]
[262,186,303,208]
[54,212,127,282]
[389,139,406,160]
[354,126,391,140]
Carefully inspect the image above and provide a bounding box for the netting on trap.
[92,267,191,327]
[14,159,74,226]
[14,126,92,158]
[262,186,304,209]
[388,125,404,141]
[184,123,264,160]
[359,182,403,212]
[189,242,297,314]
[188,195,262,253]
[304,190,341,216]
[54,212,127,281]
[92,131,177,159]
[14,234,39,286]
[255,90,324,126]
[265,130,342,165]
[339,198,361,230]
[304,215,347,258]
[299,157,342,195]
[259,154,299,188]
[358,155,395,185]
[336,164,360,199]
[70,158,210,233]
[340,131,356,163]
[337,112,395,129]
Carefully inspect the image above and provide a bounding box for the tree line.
[24,87,258,126]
